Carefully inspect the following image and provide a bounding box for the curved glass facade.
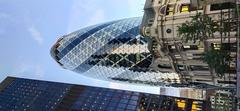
[51,17,179,85]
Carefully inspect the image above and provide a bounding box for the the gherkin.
[50,17,180,86]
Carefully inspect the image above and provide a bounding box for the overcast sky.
[0,0,160,94]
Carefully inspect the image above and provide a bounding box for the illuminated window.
[166,5,175,15]
[177,100,186,110]
[181,4,189,13]
[192,101,199,110]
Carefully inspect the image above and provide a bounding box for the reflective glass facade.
[0,77,71,111]
[0,77,208,111]
[51,17,179,85]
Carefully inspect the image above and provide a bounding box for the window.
[158,64,172,69]
[177,65,185,71]
[181,4,189,13]
[118,103,127,108]
[159,6,166,15]
[126,104,136,110]
[190,65,209,71]
[210,2,234,11]
[166,5,175,15]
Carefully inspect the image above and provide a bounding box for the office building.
[0,76,212,111]
[51,17,180,86]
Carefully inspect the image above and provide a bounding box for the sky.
[0,0,160,94]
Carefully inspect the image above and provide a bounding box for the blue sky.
[0,0,160,93]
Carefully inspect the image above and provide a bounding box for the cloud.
[0,13,9,19]
[34,65,45,78]
[0,13,17,24]
[126,0,145,17]
[0,28,4,35]
[17,63,45,78]
[67,0,105,33]
[66,0,145,33]
[28,26,43,45]
[85,9,105,26]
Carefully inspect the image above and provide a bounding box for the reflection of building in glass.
[51,17,180,85]
[0,77,208,111]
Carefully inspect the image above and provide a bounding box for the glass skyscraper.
[50,17,179,85]
[0,77,209,111]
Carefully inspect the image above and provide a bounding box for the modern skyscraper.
[0,76,210,111]
[50,17,180,85]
